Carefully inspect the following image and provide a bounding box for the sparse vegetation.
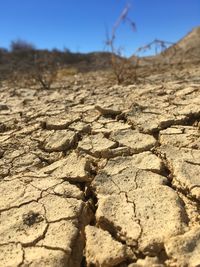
[10,39,36,52]
[0,44,111,89]
[105,4,139,84]
[0,23,200,89]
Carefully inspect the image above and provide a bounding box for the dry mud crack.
[0,67,200,266]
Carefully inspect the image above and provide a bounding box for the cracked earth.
[0,66,200,267]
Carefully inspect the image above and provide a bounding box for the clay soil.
[0,62,200,267]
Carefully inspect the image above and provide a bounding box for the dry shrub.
[106,4,138,84]
[31,55,59,89]
[106,4,193,84]
[110,54,139,84]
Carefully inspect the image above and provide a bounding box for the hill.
[163,26,200,62]
[130,26,200,65]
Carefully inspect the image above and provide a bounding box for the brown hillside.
[130,26,200,65]
[163,26,200,61]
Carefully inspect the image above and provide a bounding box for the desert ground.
[0,58,200,267]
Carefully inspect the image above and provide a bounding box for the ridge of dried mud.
[0,66,200,267]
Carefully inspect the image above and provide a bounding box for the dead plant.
[106,4,138,84]
[26,51,60,89]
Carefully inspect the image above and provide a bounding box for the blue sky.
[0,0,200,56]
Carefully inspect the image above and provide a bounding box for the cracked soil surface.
[0,65,200,267]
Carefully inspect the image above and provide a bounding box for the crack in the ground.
[0,199,41,213]
[185,160,200,166]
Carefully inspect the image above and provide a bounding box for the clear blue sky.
[0,0,200,56]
